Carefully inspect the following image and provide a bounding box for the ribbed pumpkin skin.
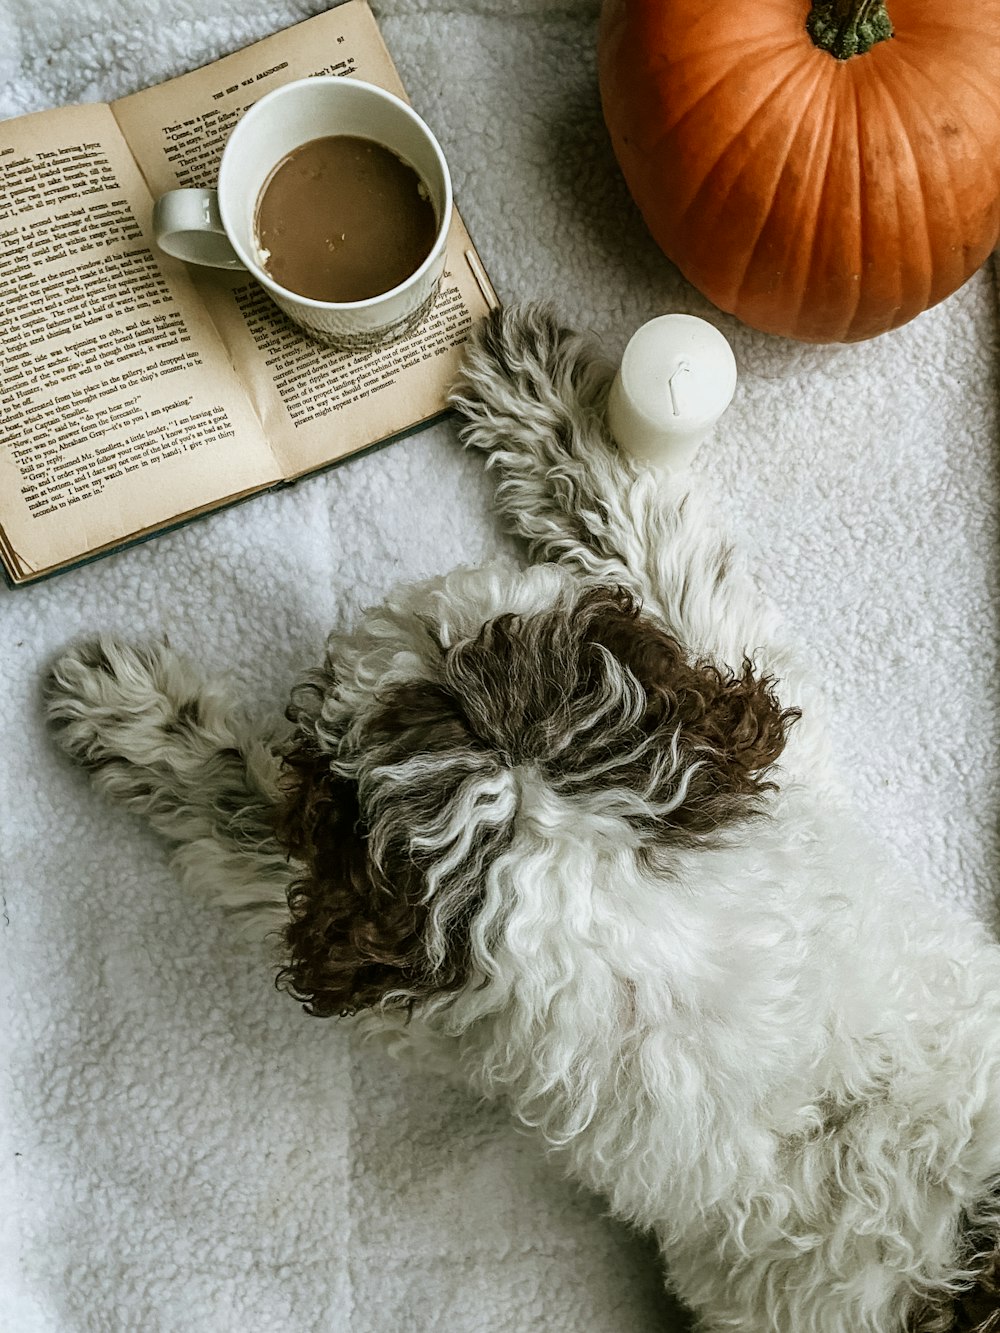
[598,0,1000,342]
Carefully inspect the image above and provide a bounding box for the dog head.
[275,566,797,1019]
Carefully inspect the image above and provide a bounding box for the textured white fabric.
[1,2,998,1330]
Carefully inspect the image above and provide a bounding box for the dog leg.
[452,303,790,676]
[45,638,292,942]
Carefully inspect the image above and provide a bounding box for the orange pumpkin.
[598,0,1000,342]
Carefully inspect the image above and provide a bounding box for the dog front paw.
[45,637,199,773]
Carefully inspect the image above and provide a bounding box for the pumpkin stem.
[807,0,893,59]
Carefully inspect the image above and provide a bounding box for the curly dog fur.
[46,304,1000,1332]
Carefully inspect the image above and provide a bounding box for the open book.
[0,0,498,586]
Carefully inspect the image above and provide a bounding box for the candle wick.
[668,358,692,417]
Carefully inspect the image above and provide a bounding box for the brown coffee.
[254,134,438,303]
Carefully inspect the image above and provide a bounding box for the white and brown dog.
[46,304,1000,1333]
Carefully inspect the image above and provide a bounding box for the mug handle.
[152,188,247,270]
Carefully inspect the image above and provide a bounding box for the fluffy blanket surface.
[1,2,999,1330]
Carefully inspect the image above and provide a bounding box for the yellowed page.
[111,0,497,480]
[0,102,281,583]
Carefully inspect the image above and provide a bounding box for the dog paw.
[45,637,201,772]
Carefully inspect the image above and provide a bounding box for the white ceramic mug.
[152,77,453,349]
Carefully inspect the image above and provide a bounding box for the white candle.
[606,314,738,470]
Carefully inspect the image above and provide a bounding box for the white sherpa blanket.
[2,3,999,1330]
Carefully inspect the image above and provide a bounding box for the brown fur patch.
[578,590,796,843]
[275,586,799,1017]
[908,1222,1000,1331]
[953,1248,1000,1332]
[276,741,427,1017]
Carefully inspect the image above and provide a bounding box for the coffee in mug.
[152,78,453,349]
[254,134,439,303]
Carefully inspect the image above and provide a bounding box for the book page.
[111,0,497,481]
[0,102,281,582]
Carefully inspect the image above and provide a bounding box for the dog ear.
[581,590,797,838]
[274,733,431,1018]
[274,683,512,1018]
